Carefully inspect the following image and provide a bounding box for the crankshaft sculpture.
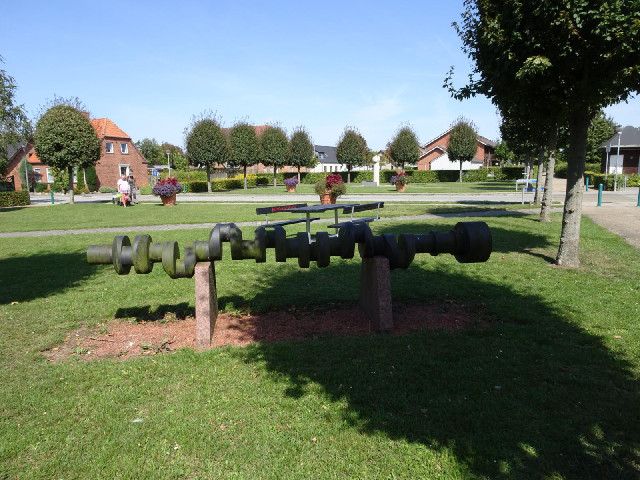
[86,221,492,277]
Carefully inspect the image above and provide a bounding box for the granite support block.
[359,256,393,331]
[195,262,218,349]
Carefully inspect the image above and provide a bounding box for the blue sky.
[2,0,637,150]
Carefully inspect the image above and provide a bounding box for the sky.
[2,0,638,151]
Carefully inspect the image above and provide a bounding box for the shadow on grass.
[239,263,640,479]
[114,302,193,321]
[0,252,96,305]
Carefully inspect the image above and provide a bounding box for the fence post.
[597,184,603,207]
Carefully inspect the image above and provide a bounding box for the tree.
[494,140,515,166]
[161,142,188,171]
[336,127,367,183]
[228,122,260,190]
[447,0,640,267]
[135,138,164,165]
[585,111,616,166]
[388,124,420,170]
[447,117,477,182]
[289,126,315,181]
[184,113,228,193]
[0,57,31,175]
[260,125,290,187]
[34,105,100,204]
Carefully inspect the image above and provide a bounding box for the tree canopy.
[289,126,315,180]
[447,118,477,182]
[336,127,367,183]
[260,125,289,186]
[34,105,100,203]
[228,122,260,189]
[447,0,640,267]
[135,138,164,165]
[388,124,420,170]
[0,57,30,175]
[185,114,228,192]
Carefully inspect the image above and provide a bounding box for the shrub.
[73,186,88,195]
[139,185,152,195]
[462,169,489,182]
[84,166,98,192]
[500,166,526,180]
[183,181,209,193]
[555,162,568,179]
[99,187,118,193]
[0,191,30,207]
[35,182,49,193]
[487,167,507,180]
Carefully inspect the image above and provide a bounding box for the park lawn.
[186,181,516,196]
[0,202,529,233]
[0,213,639,479]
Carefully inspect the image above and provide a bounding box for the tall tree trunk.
[68,165,75,204]
[347,167,351,184]
[243,166,248,190]
[459,161,463,182]
[206,164,212,193]
[297,166,301,182]
[534,148,544,205]
[556,107,590,267]
[273,168,277,187]
[540,128,558,222]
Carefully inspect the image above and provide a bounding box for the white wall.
[430,154,482,171]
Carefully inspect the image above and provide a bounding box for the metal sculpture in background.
[87,221,492,348]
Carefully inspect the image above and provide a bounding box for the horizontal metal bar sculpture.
[86,221,492,278]
[86,221,491,345]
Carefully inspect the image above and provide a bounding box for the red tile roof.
[90,118,131,139]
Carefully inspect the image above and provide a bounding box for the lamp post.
[166,150,171,178]
[605,144,611,180]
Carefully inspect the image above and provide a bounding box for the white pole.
[615,131,621,192]
[166,150,171,178]
[605,144,610,180]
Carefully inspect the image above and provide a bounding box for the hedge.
[0,191,30,207]
[585,172,640,190]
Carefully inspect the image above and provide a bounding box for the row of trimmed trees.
[184,113,317,191]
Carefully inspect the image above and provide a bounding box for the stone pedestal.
[359,256,393,331]
[195,262,218,349]
[373,155,380,186]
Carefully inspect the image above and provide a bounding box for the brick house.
[90,118,148,189]
[599,125,640,175]
[417,128,497,171]
[5,117,148,191]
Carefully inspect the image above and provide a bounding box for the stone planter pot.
[395,183,407,193]
[160,193,177,206]
[286,185,297,193]
[319,191,337,204]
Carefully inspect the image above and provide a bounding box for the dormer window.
[121,143,128,154]
[106,142,114,153]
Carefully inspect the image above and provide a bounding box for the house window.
[106,142,114,153]
[46,168,55,183]
[120,143,128,154]
[119,165,130,176]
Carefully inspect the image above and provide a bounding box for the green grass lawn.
[1,209,639,479]
[0,202,532,233]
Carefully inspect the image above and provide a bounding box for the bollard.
[183,184,186,194]
[637,186,640,207]
[585,177,589,192]
[597,184,603,206]
[50,190,54,205]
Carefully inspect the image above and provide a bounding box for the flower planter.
[319,191,337,204]
[286,185,296,193]
[161,193,177,206]
[395,184,406,193]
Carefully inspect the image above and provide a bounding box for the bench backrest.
[342,202,384,214]
[256,204,307,215]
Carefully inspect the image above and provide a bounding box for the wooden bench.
[256,204,320,228]
[327,202,384,229]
